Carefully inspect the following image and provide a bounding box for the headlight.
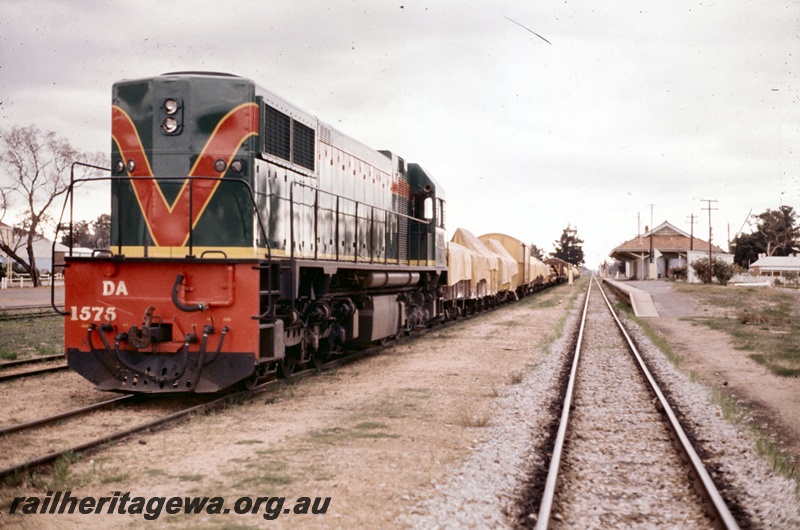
[126,159,136,173]
[214,159,227,172]
[162,117,179,133]
[163,98,179,115]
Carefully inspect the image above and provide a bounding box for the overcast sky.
[2,0,798,266]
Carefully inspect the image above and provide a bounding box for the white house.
[0,224,70,273]
[750,256,800,279]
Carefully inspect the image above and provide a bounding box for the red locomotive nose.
[65,259,259,393]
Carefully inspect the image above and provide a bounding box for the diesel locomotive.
[57,72,567,394]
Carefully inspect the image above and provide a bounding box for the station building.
[609,221,728,281]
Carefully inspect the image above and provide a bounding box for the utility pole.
[638,212,642,244]
[647,203,655,279]
[727,223,731,252]
[700,199,718,284]
[686,213,697,251]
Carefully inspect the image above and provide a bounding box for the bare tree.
[0,125,105,286]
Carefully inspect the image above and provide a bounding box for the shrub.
[669,266,687,281]
[691,258,711,283]
[690,257,736,285]
[712,259,736,285]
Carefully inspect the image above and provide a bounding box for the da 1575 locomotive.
[57,72,569,394]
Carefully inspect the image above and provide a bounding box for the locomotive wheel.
[310,353,326,371]
[242,372,260,390]
[278,357,296,378]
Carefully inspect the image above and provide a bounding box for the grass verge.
[672,284,800,377]
[0,316,63,360]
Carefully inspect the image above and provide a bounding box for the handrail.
[288,180,431,264]
[53,174,271,261]
[51,162,112,315]
[51,172,273,318]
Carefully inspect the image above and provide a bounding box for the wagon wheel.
[278,357,296,378]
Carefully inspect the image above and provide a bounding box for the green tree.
[529,244,545,261]
[730,230,767,267]
[754,205,799,257]
[60,219,92,247]
[92,213,111,248]
[551,224,585,265]
[0,125,105,286]
[60,213,111,249]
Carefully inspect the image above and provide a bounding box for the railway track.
[0,284,562,485]
[0,315,438,484]
[0,304,58,322]
[0,361,69,382]
[533,277,739,529]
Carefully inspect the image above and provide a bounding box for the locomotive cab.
[407,163,447,270]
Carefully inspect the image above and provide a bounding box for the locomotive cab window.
[423,196,434,221]
[262,102,316,172]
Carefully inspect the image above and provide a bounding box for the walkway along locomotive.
[56,72,565,394]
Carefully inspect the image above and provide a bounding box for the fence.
[0,273,64,289]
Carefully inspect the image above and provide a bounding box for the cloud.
[0,0,797,265]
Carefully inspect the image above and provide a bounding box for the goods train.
[57,72,577,394]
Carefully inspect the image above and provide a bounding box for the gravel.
[400,296,582,528]
[401,285,800,528]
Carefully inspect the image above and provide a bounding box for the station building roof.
[610,220,725,260]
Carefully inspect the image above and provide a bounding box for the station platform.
[601,278,660,318]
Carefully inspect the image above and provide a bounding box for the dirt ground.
[0,281,583,529]
[627,280,800,461]
[2,279,800,528]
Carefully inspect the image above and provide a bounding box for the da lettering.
[102,280,129,296]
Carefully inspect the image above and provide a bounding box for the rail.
[535,276,738,529]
